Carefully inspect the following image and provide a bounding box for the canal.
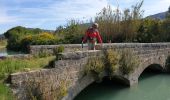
[75,70,170,100]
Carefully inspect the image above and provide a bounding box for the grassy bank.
[0,56,55,80]
[0,56,56,99]
[0,83,14,100]
[0,39,7,49]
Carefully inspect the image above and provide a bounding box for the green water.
[75,72,170,100]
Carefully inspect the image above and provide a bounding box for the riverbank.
[0,46,5,49]
[0,56,56,99]
[0,39,7,47]
[0,39,7,53]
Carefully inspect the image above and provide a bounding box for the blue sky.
[0,0,170,34]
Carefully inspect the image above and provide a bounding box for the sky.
[0,0,170,34]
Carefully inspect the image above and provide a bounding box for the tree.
[136,19,161,42]
[166,6,170,19]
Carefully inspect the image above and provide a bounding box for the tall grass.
[95,1,144,42]
[0,83,15,100]
[0,56,55,80]
[119,49,139,74]
[0,56,55,99]
[84,56,105,80]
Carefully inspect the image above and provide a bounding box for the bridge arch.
[138,64,163,79]
[129,55,166,86]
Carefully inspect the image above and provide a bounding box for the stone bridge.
[9,43,170,100]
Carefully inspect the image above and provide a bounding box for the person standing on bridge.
[82,23,103,50]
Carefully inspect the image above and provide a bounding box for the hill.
[147,11,168,20]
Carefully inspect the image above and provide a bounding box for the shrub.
[84,57,105,80]
[21,33,59,53]
[119,49,139,75]
[53,45,65,60]
[4,26,42,51]
[31,32,58,45]
[105,49,120,75]
[4,26,59,52]
[20,35,33,52]
[53,45,64,54]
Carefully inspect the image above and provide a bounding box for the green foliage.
[21,32,59,52]
[119,49,139,75]
[63,22,85,44]
[55,20,87,44]
[84,57,105,79]
[0,83,15,100]
[136,19,161,42]
[31,32,58,45]
[4,26,59,52]
[0,56,55,99]
[84,48,139,79]
[54,45,65,60]
[53,45,64,54]
[105,49,120,74]
[166,6,170,19]
[4,26,42,51]
[160,19,170,41]
[0,56,55,80]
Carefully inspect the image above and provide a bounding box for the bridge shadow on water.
[139,64,164,82]
[74,64,170,100]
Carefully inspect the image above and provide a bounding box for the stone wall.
[10,43,170,100]
[10,50,102,100]
[29,44,88,55]
[29,43,170,55]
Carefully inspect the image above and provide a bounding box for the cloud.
[0,6,19,24]
[1,0,169,34]
[3,0,112,25]
[51,0,112,21]
[143,0,170,16]
[0,0,114,33]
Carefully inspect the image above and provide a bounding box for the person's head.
[92,23,98,29]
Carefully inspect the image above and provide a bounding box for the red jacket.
[82,28,102,43]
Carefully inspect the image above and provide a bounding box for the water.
[0,48,7,56]
[0,48,23,57]
[75,72,170,100]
